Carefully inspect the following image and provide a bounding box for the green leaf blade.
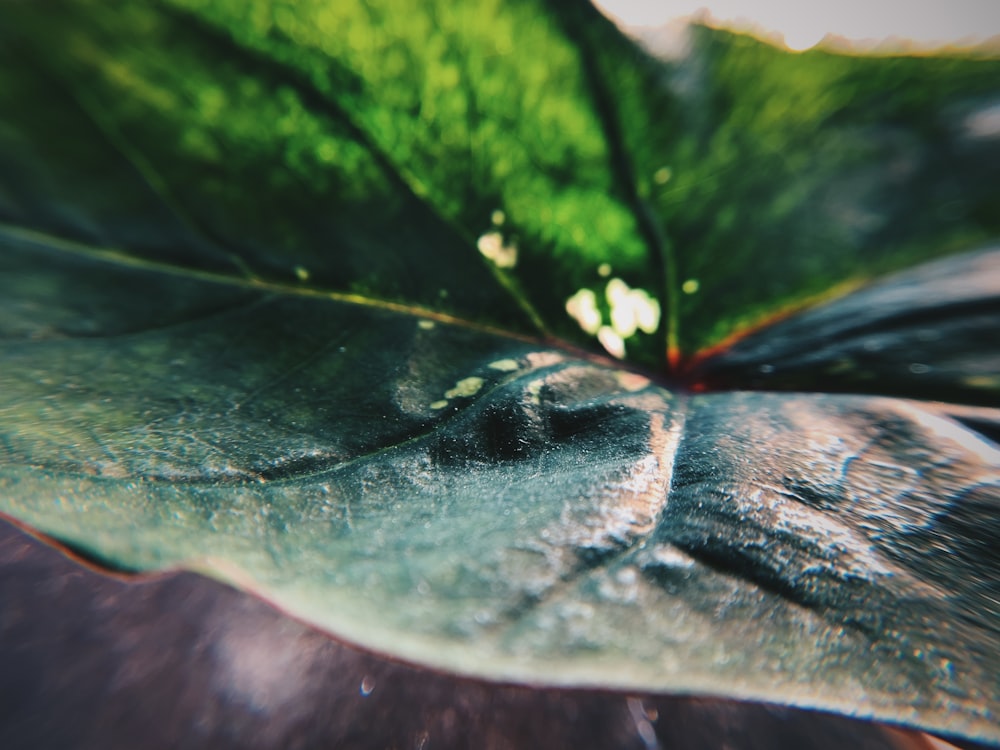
[627,26,1000,357]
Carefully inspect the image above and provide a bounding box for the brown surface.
[0,518,980,750]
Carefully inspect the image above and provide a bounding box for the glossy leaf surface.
[1,0,999,744]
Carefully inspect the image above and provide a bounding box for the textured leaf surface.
[0,517,943,750]
[3,237,999,740]
[1,0,999,744]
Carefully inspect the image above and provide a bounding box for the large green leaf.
[1,0,998,744]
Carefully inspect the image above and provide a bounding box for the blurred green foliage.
[3,0,997,367]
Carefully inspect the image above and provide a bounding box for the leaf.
[1,0,999,744]
[0,518,938,750]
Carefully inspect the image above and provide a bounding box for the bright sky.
[593,0,1000,50]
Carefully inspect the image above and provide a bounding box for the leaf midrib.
[0,221,547,343]
[553,2,679,370]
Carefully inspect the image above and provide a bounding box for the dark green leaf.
[687,247,1000,404]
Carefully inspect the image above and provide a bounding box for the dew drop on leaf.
[359,675,375,696]
[488,359,520,372]
[597,326,626,359]
[566,288,602,335]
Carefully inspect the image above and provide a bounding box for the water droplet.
[477,230,517,268]
[611,300,638,338]
[445,376,484,399]
[565,288,602,335]
[605,279,660,337]
[633,291,660,334]
[606,278,630,306]
[488,358,520,372]
[649,545,696,570]
[360,675,376,696]
[598,326,626,359]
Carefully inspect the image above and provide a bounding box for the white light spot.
[633,291,660,334]
[360,675,376,696]
[418,320,435,330]
[611,299,638,338]
[651,545,696,569]
[598,326,626,359]
[488,358,520,372]
[293,265,310,281]
[909,363,931,375]
[566,288,603,335]
[606,277,631,306]
[681,278,699,294]
[477,230,518,269]
[606,278,661,337]
[445,376,485,399]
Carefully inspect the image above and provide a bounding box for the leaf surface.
[1,0,999,743]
